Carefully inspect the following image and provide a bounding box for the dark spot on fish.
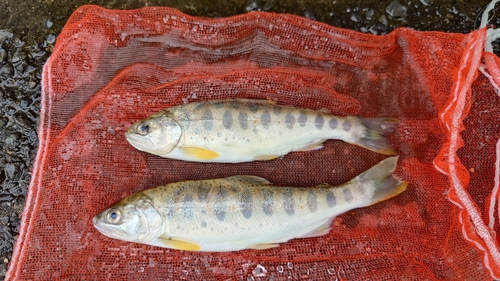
[183,194,194,219]
[201,221,207,228]
[357,184,366,196]
[262,189,274,216]
[285,113,295,129]
[195,102,207,110]
[213,101,225,108]
[343,120,352,131]
[326,191,336,207]
[273,106,282,115]
[223,111,233,129]
[240,191,253,219]
[202,109,213,130]
[283,189,295,216]
[197,184,211,201]
[315,114,324,130]
[239,112,248,130]
[230,100,240,108]
[248,102,259,113]
[298,111,307,127]
[215,188,227,221]
[261,111,271,129]
[329,118,338,129]
[344,188,353,203]
[307,191,317,212]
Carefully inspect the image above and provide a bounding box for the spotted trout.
[93,157,407,252]
[125,99,397,163]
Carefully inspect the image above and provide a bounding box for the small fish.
[93,157,407,252]
[125,99,397,163]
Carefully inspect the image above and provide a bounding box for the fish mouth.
[124,131,153,150]
[92,215,128,239]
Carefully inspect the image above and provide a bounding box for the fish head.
[125,111,182,156]
[93,193,164,243]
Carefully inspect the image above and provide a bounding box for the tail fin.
[355,117,398,155]
[356,156,407,206]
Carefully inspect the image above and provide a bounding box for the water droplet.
[252,264,267,277]
[138,267,144,272]
[247,276,255,281]
[277,266,284,273]
[328,268,335,275]
[46,19,53,28]
[287,262,293,269]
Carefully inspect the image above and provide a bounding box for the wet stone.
[386,0,407,19]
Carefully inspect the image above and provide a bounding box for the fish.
[125,99,397,163]
[93,156,407,252]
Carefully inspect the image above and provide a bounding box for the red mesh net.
[7,4,500,280]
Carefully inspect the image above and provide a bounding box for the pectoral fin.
[249,243,280,250]
[157,237,201,251]
[180,147,220,160]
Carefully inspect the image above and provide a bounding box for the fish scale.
[125,99,398,163]
[93,157,407,252]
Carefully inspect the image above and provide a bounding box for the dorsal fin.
[223,175,272,185]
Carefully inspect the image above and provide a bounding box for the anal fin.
[249,243,280,250]
[254,154,281,161]
[300,220,333,238]
[296,140,326,152]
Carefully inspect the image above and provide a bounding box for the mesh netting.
[6,4,500,280]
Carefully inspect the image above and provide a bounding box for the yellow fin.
[249,243,279,250]
[180,147,220,160]
[254,154,281,161]
[158,237,201,251]
[369,181,408,206]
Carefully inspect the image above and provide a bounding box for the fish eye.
[107,209,121,223]
[137,123,150,135]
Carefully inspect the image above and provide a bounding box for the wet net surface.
[6,4,500,280]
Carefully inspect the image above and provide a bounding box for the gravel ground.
[0,0,498,278]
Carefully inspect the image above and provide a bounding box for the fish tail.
[355,117,398,155]
[356,156,407,206]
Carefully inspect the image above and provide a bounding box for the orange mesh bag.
[7,3,500,280]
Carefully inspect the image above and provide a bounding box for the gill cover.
[93,194,164,243]
[125,111,182,156]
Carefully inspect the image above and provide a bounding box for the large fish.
[93,157,407,252]
[125,99,397,163]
